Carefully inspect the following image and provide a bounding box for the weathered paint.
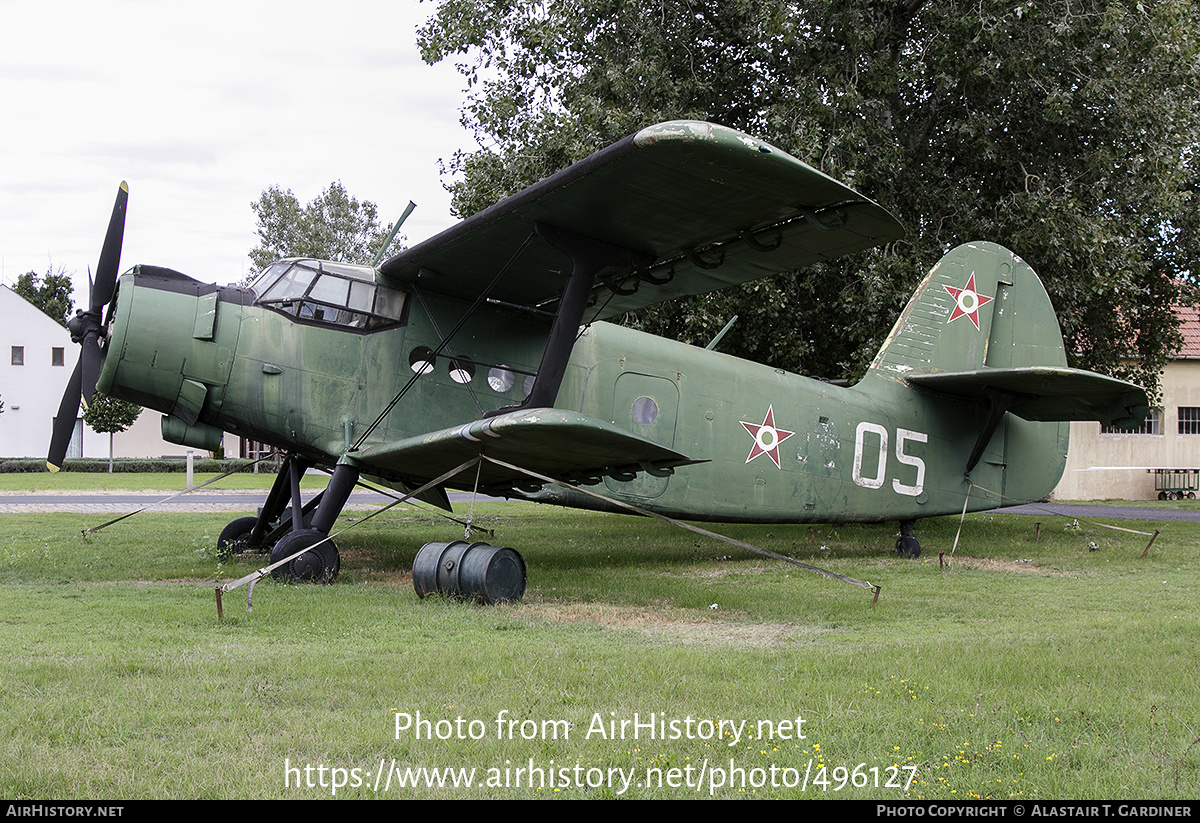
[88,122,1145,533]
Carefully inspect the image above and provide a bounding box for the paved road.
[0,490,499,513]
[0,491,1195,522]
[984,501,1200,523]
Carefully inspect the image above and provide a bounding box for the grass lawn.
[0,479,1196,799]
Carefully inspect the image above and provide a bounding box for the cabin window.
[249,259,407,331]
[11,346,23,366]
[409,347,436,375]
[631,396,659,425]
[448,359,475,384]
[51,347,65,367]
[487,367,515,393]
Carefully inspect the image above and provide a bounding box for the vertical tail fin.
[870,241,1068,377]
[871,241,1146,431]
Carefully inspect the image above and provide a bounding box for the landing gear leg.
[896,519,921,559]
[216,454,310,559]
[269,462,359,584]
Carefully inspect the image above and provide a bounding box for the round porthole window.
[631,396,659,425]
[449,359,475,384]
[488,366,515,393]
[408,346,435,375]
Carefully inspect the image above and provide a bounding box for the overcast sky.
[0,0,475,301]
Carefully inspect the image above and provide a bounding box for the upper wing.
[379,121,904,319]
[354,407,700,493]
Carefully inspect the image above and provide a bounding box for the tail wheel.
[896,535,921,559]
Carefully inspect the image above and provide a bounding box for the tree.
[248,181,396,276]
[82,393,142,473]
[418,0,1200,395]
[13,264,74,327]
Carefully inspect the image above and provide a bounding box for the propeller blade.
[80,332,102,406]
[47,360,84,472]
[92,182,128,313]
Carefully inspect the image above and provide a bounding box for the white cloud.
[0,0,474,295]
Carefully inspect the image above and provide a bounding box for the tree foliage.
[13,265,74,327]
[248,182,395,275]
[83,393,141,435]
[419,0,1200,394]
[83,393,142,474]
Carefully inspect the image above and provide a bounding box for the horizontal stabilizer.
[355,408,700,492]
[906,367,1149,428]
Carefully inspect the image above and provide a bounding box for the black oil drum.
[412,541,526,604]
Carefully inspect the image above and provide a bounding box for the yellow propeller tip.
[46,462,61,473]
[120,181,129,192]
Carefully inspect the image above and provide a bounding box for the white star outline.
[943,272,994,330]
[740,405,795,468]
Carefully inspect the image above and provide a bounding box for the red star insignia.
[741,405,794,468]
[943,273,993,330]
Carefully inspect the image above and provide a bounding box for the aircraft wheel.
[269,528,339,584]
[216,516,259,561]
[896,535,921,559]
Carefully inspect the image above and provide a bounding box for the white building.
[1052,306,1200,500]
[0,285,229,461]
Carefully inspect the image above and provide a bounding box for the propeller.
[46,182,128,472]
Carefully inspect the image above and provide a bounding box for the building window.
[1102,410,1161,435]
[1179,407,1200,435]
[10,346,22,366]
[51,347,64,367]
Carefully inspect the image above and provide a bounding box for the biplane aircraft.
[49,121,1148,591]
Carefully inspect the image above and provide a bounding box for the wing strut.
[486,222,652,416]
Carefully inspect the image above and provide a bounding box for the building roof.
[1177,304,1200,358]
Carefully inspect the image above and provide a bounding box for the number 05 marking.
[852,423,928,497]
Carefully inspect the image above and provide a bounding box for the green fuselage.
[98,263,1067,525]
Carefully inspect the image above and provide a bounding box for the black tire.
[1159,491,1168,500]
[216,516,259,561]
[269,528,339,584]
[896,535,921,559]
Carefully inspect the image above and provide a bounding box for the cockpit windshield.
[248,259,406,330]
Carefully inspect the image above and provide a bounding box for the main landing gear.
[216,454,358,584]
[895,519,921,558]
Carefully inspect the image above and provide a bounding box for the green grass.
[0,490,1196,799]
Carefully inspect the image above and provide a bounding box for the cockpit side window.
[251,259,406,331]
